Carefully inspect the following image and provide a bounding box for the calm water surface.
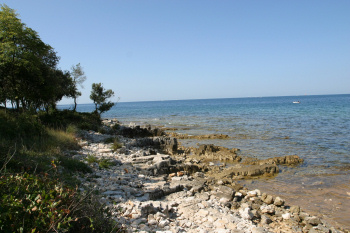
[61,94,350,230]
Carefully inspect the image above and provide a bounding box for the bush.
[111,138,123,152]
[0,172,78,232]
[58,155,92,174]
[98,158,113,169]
[38,110,101,131]
[66,124,79,134]
[85,154,99,165]
[0,110,45,141]
[0,172,119,233]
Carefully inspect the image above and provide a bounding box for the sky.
[2,0,350,104]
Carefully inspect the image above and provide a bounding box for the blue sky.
[2,0,350,104]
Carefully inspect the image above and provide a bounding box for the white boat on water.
[293,101,300,104]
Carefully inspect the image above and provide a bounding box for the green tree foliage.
[70,63,86,111]
[90,83,115,115]
[0,4,74,112]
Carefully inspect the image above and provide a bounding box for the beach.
[69,119,347,232]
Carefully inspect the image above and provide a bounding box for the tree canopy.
[70,63,87,111]
[0,4,74,112]
[90,83,115,115]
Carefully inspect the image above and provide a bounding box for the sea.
[59,94,350,230]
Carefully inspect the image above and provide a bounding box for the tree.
[0,4,72,112]
[70,63,86,111]
[90,83,114,115]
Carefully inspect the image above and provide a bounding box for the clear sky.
[2,0,350,104]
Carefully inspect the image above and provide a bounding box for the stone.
[282,213,291,220]
[158,219,170,228]
[261,215,273,225]
[140,202,158,216]
[311,224,331,233]
[274,196,285,206]
[263,195,274,204]
[212,185,235,201]
[240,207,254,220]
[290,205,300,214]
[247,190,258,197]
[251,227,266,233]
[260,205,275,214]
[197,209,209,217]
[305,216,322,226]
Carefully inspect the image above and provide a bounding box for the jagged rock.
[189,144,242,163]
[243,155,304,166]
[129,137,178,154]
[119,124,165,138]
[214,164,278,179]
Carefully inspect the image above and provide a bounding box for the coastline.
[74,120,347,232]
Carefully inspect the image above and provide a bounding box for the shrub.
[85,154,98,165]
[98,158,113,169]
[58,155,92,174]
[111,138,123,152]
[38,110,101,131]
[66,124,79,134]
[0,172,78,232]
[0,172,119,233]
[103,137,115,144]
[112,123,120,131]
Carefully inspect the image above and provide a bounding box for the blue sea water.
[69,94,350,169]
[60,94,350,228]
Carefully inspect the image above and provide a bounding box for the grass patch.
[85,155,114,169]
[58,155,92,174]
[85,154,99,165]
[103,137,123,152]
[111,138,123,151]
[98,158,113,169]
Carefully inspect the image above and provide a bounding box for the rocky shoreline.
[72,120,344,233]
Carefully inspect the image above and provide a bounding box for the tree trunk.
[73,97,77,111]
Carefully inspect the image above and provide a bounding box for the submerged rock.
[214,164,279,179]
[243,155,304,166]
[167,132,230,140]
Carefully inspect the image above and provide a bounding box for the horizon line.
[58,93,349,106]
